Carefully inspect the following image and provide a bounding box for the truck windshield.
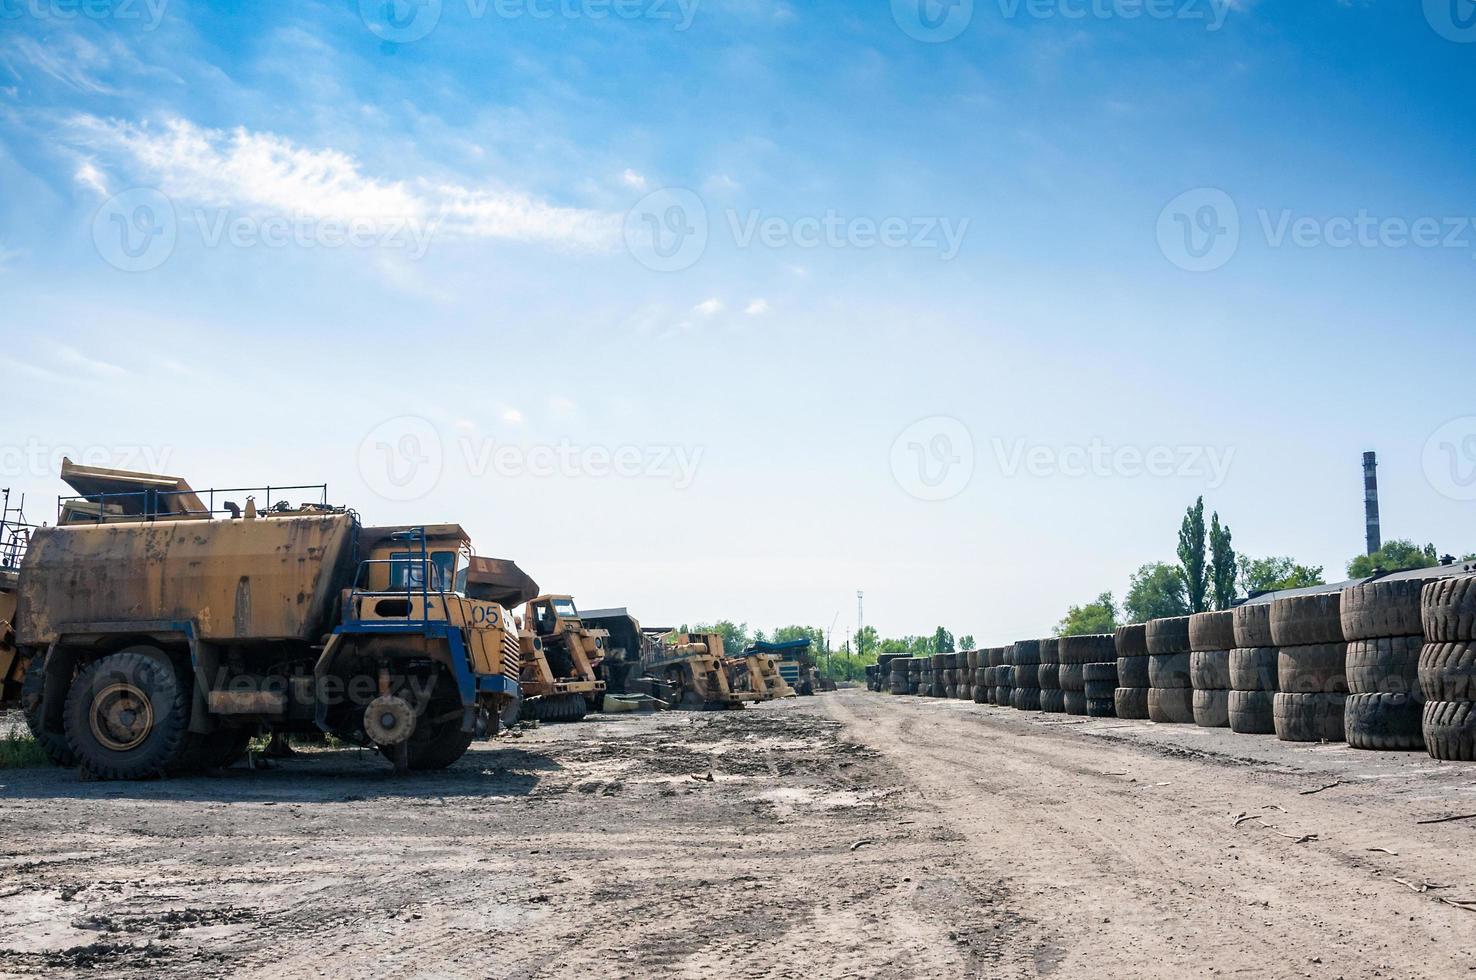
[553,598,578,618]
[388,551,457,591]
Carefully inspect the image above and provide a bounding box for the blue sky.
[1,0,1473,643]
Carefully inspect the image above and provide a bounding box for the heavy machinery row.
[0,461,815,779]
[864,563,1476,761]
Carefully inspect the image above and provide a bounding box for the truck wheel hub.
[90,683,153,751]
[364,695,416,747]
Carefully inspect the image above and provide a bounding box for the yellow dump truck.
[17,460,534,778]
[727,648,796,701]
[0,490,32,713]
[646,631,756,709]
[517,594,607,722]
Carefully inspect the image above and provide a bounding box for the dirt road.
[1,691,1473,978]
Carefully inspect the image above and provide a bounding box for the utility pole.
[1363,451,1381,556]
[856,590,864,641]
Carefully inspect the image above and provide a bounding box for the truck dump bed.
[15,513,358,645]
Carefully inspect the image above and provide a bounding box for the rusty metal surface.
[59,457,208,518]
[464,557,539,607]
[15,513,357,645]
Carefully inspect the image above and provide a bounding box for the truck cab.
[515,594,607,722]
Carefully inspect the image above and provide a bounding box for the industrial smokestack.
[1363,451,1381,556]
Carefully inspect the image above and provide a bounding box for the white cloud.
[55,345,127,377]
[703,174,740,194]
[501,408,525,424]
[73,161,109,198]
[620,169,647,191]
[67,116,622,251]
[694,298,723,316]
[745,298,769,316]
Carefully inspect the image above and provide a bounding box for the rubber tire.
[1420,642,1476,702]
[1083,662,1118,683]
[1038,664,1060,690]
[1014,663,1040,688]
[1063,691,1088,716]
[1148,654,1192,690]
[1146,617,1191,656]
[987,648,1008,668]
[1233,603,1274,649]
[1344,693,1423,751]
[1421,576,1476,643]
[1039,688,1066,713]
[1039,638,1060,665]
[1346,636,1422,697]
[1058,663,1085,693]
[1013,640,1042,665]
[64,650,192,780]
[1060,634,1114,665]
[1229,648,1278,693]
[1086,697,1116,718]
[1011,687,1042,711]
[21,653,77,768]
[1114,687,1150,719]
[1423,700,1476,761]
[1189,611,1236,652]
[1270,593,1344,647]
[1117,655,1150,689]
[1084,680,1116,700]
[993,686,1011,707]
[973,685,990,704]
[1114,624,1148,658]
[1189,650,1232,690]
[1273,692,1347,743]
[1192,688,1230,728]
[1228,690,1275,734]
[1342,579,1430,640]
[1278,643,1349,695]
[1148,687,1194,724]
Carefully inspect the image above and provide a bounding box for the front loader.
[646,632,754,710]
[516,594,607,722]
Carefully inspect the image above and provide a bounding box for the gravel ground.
[0,691,1473,978]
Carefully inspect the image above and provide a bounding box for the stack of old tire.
[973,656,990,704]
[919,659,935,698]
[1421,574,1476,759]
[1114,624,1151,719]
[958,653,975,700]
[1146,617,1194,723]
[887,657,909,695]
[1270,592,1347,742]
[1083,658,1117,718]
[932,654,949,698]
[1228,603,1277,733]
[1059,635,1111,715]
[906,657,923,695]
[1340,578,1426,749]
[994,645,1015,706]
[1188,610,1234,728]
[1011,640,1042,711]
[1039,638,1065,713]
[940,654,957,699]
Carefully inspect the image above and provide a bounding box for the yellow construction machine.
[727,646,796,701]
[516,594,607,722]
[645,632,757,710]
[17,459,535,778]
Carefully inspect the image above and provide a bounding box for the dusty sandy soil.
[1,690,1474,978]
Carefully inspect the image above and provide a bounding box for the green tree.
[1348,540,1438,578]
[1209,512,1237,610]
[853,625,879,657]
[959,634,976,651]
[1178,497,1209,613]
[1056,592,1118,636]
[932,626,955,653]
[1237,556,1325,595]
[1124,562,1189,623]
[693,620,751,655]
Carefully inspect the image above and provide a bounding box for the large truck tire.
[1116,655,1150,688]
[1342,579,1429,640]
[1273,692,1346,743]
[1419,641,1476,702]
[1192,689,1230,728]
[1270,594,1344,647]
[21,653,77,768]
[1189,611,1236,652]
[1232,603,1274,648]
[1423,700,1476,761]
[1421,575,1476,643]
[1277,643,1349,695]
[1114,687,1150,719]
[401,725,475,771]
[1344,693,1423,751]
[1228,690,1275,734]
[63,649,192,780]
[1229,647,1279,693]
[1147,687,1194,724]
[1145,617,1191,656]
